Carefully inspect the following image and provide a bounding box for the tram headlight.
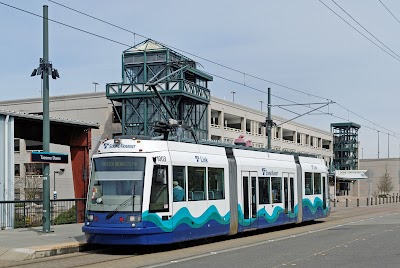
[87,214,94,221]
[128,215,142,222]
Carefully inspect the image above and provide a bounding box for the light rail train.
[82,137,330,245]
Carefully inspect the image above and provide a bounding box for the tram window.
[271,177,282,203]
[172,166,186,202]
[149,165,169,212]
[208,168,225,200]
[314,173,322,194]
[259,177,271,204]
[305,172,313,195]
[188,166,206,201]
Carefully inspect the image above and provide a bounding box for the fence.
[332,193,400,208]
[0,198,86,229]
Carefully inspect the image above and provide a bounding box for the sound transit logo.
[261,168,278,176]
[103,143,136,149]
[195,156,208,163]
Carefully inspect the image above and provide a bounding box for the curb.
[0,242,90,262]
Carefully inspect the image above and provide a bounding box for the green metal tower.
[106,39,212,140]
[331,122,360,170]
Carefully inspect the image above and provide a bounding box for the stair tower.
[331,122,360,170]
[106,39,213,140]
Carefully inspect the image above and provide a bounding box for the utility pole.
[30,5,59,232]
[267,88,272,149]
[231,91,236,103]
[378,130,380,159]
[259,100,263,111]
[388,133,389,158]
[42,5,51,233]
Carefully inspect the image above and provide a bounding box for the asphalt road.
[1,204,399,268]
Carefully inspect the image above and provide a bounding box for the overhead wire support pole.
[2,1,400,139]
[267,87,272,150]
[378,130,380,159]
[42,5,51,233]
[388,132,390,158]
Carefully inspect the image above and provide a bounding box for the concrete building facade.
[358,158,400,198]
[0,92,334,199]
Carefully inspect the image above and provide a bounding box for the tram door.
[242,171,258,229]
[283,173,296,223]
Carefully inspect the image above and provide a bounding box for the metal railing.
[0,198,86,229]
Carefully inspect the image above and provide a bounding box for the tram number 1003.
[156,156,167,162]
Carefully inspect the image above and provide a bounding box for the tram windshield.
[87,156,145,213]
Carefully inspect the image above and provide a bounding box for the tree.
[377,165,394,196]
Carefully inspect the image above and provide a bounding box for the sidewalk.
[0,223,87,262]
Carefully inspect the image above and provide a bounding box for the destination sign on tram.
[31,152,69,164]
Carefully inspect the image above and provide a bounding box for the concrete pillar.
[241,117,246,132]
[219,110,224,127]
[0,114,15,229]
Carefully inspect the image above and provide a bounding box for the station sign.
[31,152,69,164]
[335,170,368,180]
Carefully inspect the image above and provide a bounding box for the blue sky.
[1,0,400,159]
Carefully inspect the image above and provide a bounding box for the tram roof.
[114,135,317,158]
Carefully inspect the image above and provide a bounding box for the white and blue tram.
[82,137,330,245]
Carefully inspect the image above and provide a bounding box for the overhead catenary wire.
[47,0,331,102]
[317,0,400,62]
[0,1,399,140]
[46,0,400,137]
[378,0,400,25]
[330,0,400,60]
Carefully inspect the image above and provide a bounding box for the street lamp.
[92,82,99,92]
[30,5,60,233]
[231,91,236,103]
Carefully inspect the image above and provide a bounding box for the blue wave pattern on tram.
[142,198,328,232]
[302,197,329,220]
[142,205,230,232]
[237,205,285,227]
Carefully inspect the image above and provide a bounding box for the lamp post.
[92,82,99,92]
[231,91,236,103]
[30,5,59,233]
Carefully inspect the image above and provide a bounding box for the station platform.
[0,223,87,262]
